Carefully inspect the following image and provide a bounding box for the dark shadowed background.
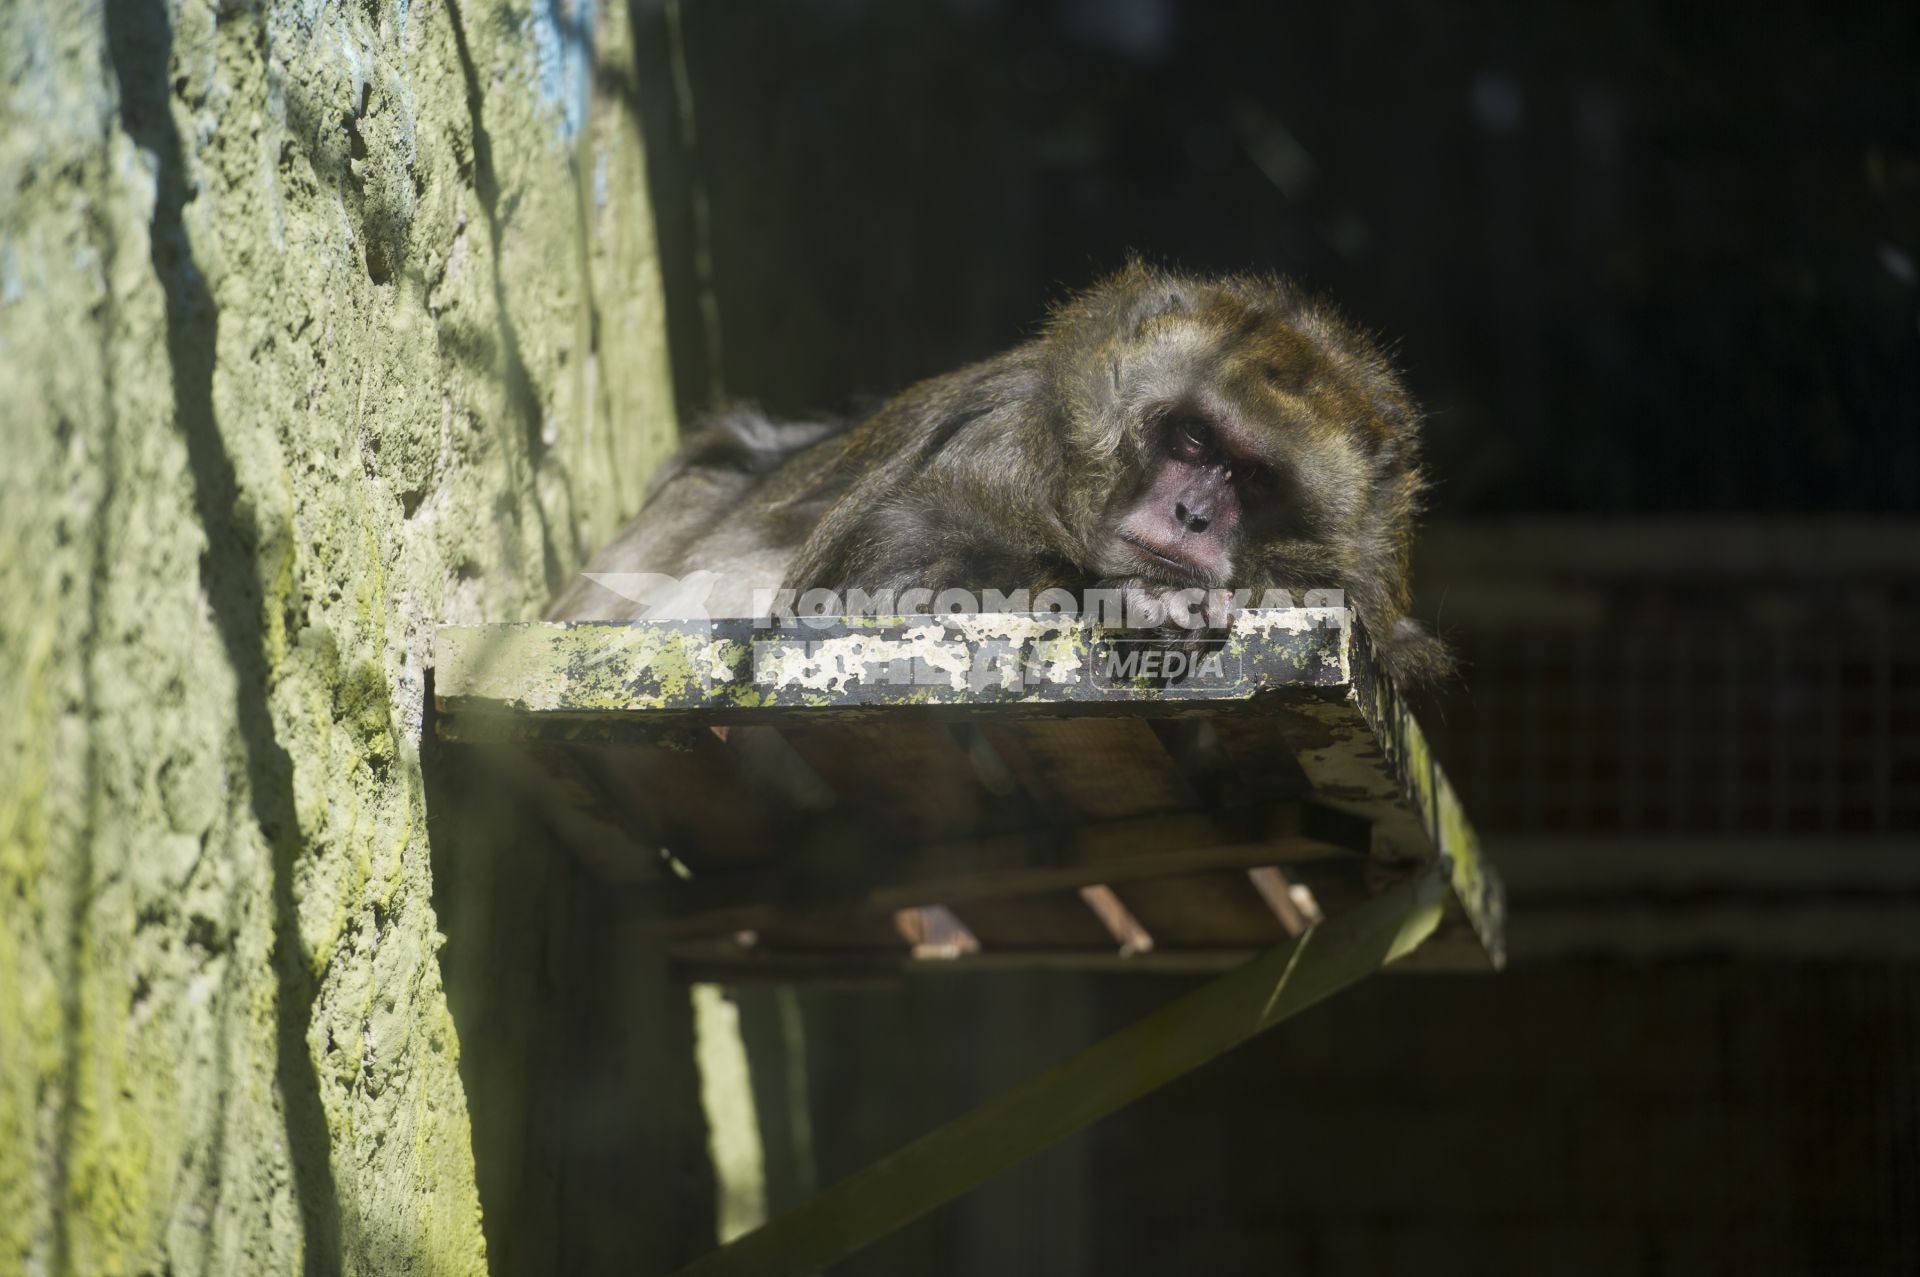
[639,0,1918,517]
[620,1,1918,1272]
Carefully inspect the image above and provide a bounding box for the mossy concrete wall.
[0,0,676,1270]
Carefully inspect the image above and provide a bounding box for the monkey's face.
[1086,289,1405,593]
[1107,407,1273,586]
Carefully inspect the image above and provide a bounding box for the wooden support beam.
[1247,865,1319,936]
[1077,884,1154,955]
[646,801,1371,938]
[670,866,1448,1277]
[668,942,1265,980]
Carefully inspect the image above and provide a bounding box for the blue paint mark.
[531,0,595,144]
[339,24,364,102]
[1,246,21,305]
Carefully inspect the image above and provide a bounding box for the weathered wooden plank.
[1349,627,1506,968]
[432,608,1352,734]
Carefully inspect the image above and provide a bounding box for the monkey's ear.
[1378,616,1456,688]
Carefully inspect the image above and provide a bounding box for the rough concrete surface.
[0,0,676,1270]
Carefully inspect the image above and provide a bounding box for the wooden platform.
[432,607,1504,973]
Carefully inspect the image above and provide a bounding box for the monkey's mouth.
[1119,533,1215,586]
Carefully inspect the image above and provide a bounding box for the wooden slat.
[893,905,980,959]
[1078,885,1154,955]
[646,803,1366,939]
[1246,865,1319,935]
[666,940,1266,980]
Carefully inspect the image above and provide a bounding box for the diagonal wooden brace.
[670,864,1449,1277]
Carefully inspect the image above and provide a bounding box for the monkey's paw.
[1113,581,1238,634]
[1378,617,1456,687]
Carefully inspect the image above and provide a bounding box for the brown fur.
[551,262,1451,685]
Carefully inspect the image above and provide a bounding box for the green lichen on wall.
[0,0,676,1271]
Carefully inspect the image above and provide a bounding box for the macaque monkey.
[550,261,1451,685]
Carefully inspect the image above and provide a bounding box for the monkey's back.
[547,409,854,620]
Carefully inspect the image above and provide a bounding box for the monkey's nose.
[1175,502,1211,533]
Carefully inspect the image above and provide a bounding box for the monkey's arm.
[778,351,1067,600]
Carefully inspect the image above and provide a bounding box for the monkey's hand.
[1109,580,1238,634]
[1377,616,1456,687]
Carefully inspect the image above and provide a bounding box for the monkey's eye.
[1236,464,1278,499]
[1168,416,1213,462]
